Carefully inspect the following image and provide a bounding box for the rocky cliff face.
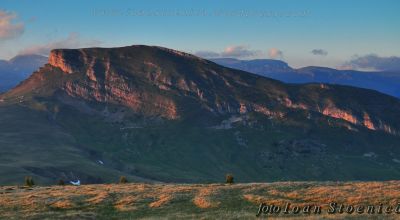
[48,50,84,74]
[47,48,179,119]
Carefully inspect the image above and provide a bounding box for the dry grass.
[149,194,173,208]
[193,186,221,208]
[50,200,73,209]
[114,195,137,211]
[0,181,399,219]
[86,191,109,204]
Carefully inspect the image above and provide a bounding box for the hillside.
[1,181,399,219]
[0,45,400,185]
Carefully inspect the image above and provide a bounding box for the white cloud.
[195,45,262,59]
[221,45,262,58]
[340,54,400,71]
[18,33,102,56]
[0,10,24,40]
[268,48,283,59]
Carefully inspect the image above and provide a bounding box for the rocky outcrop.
[48,50,78,74]
[363,112,376,130]
[322,106,358,124]
[64,71,178,120]
[319,105,398,134]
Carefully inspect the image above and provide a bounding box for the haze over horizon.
[1,0,400,71]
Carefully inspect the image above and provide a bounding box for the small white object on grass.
[70,180,80,186]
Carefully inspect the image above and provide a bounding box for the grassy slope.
[1,98,400,185]
[0,104,152,185]
[1,181,400,219]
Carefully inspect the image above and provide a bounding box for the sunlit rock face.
[321,106,380,131]
[48,48,180,119]
[363,112,376,130]
[48,50,83,74]
[322,106,358,124]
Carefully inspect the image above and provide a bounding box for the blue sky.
[0,0,399,69]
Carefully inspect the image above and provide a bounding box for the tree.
[119,176,128,184]
[24,176,35,187]
[226,174,234,184]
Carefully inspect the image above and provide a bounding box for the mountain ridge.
[4,45,398,133]
[211,58,400,98]
[1,45,400,184]
[0,54,47,93]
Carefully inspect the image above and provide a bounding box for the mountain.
[1,45,400,185]
[211,58,400,98]
[210,58,293,73]
[0,54,48,93]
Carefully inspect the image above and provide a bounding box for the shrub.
[226,174,234,184]
[24,176,34,187]
[119,176,128,184]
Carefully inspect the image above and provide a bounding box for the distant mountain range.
[0,54,47,93]
[211,58,400,98]
[1,45,400,184]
